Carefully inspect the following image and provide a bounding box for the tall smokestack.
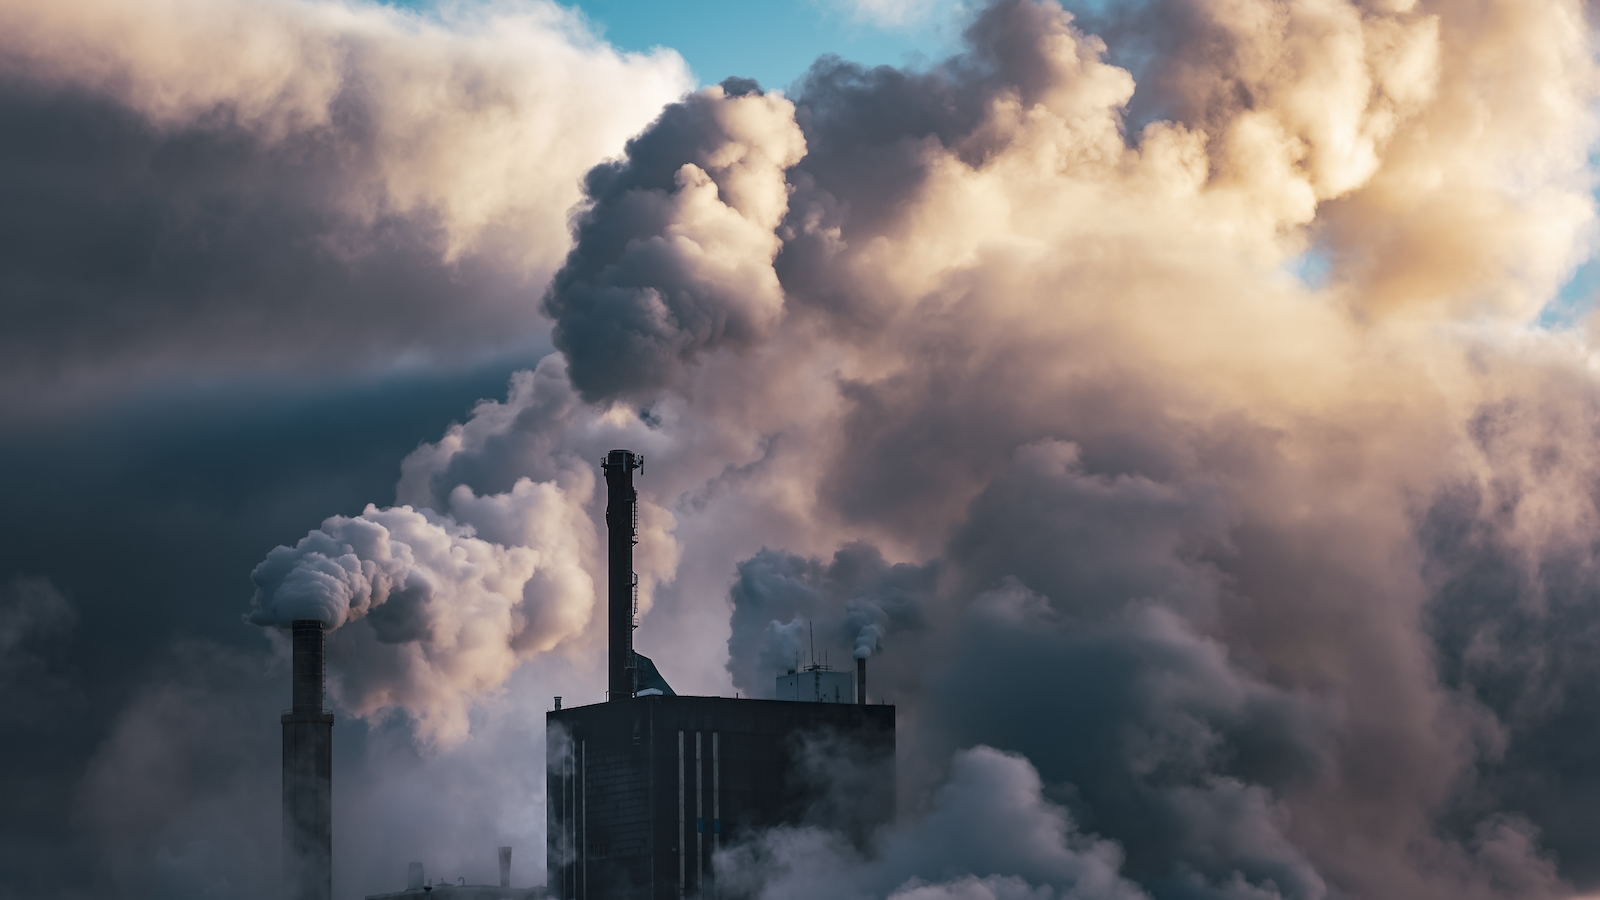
[857,656,866,705]
[602,450,643,700]
[499,846,512,887]
[282,619,333,900]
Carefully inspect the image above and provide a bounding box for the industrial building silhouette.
[546,450,895,899]
[279,449,895,899]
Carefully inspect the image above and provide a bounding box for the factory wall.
[547,695,895,900]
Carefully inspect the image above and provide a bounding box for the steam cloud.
[854,624,885,659]
[718,746,1150,900]
[234,0,1600,897]
[249,481,597,745]
[726,543,930,696]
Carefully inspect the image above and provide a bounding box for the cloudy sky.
[6,0,1600,898]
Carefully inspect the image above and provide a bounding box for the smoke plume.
[726,543,931,697]
[249,481,596,745]
[240,0,1600,897]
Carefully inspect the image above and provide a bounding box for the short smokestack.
[499,847,512,888]
[407,862,424,891]
[856,656,867,705]
[602,449,643,700]
[282,620,333,900]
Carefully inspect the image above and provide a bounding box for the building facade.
[546,695,894,900]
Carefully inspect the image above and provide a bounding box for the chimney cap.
[603,449,644,471]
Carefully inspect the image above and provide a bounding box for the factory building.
[546,451,896,900]
[277,448,893,900]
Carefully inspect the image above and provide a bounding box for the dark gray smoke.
[544,78,807,403]
[726,543,932,698]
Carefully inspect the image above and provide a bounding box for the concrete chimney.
[856,656,867,705]
[282,620,333,900]
[498,847,512,888]
[407,862,424,891]
[602,450,643,700]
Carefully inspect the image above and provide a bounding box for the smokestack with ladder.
[603,449,644,700]
[282,619,333,900]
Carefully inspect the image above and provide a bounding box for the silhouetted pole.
[602,450,643,700]
[283,620,333,900]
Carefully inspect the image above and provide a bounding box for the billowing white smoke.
[853,624,885,660]
[248,477,596,745]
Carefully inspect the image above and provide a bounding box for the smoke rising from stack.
[248,492,597,746]
[163,0,1600,895]
[853,625,884,660]
[724,545,930,699]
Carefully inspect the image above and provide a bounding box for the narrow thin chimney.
[602,450,643,700]
[856,656,867,705]
[499,847,512,888]
[282,620,333,900]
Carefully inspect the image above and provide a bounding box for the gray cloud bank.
[0,0,689,410]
